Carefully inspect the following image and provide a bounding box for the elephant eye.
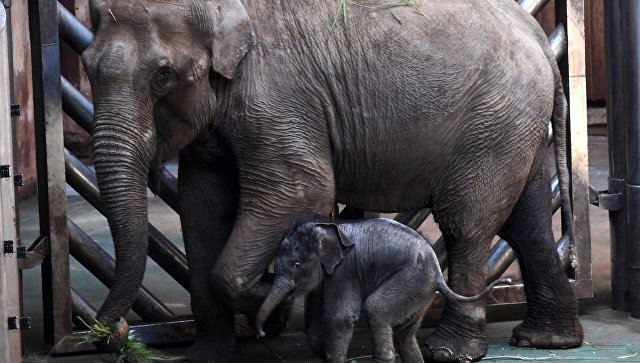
[293,262,301,269]
[152,68,177,95]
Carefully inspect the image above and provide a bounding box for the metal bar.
[67,219,174,321]
[56,1,93,54]
[64,149,190,291]
[604,0,630,312]
[394,209,431,230]
[28,0,73,344]
[60,77,181,213]
[70,288,97,328]
[549,25,567,61]
[61,77,93,132]
[519,0,553,17]
[620,0,640,319]
[0,5,21,360]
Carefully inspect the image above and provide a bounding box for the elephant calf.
[255,218,511,363]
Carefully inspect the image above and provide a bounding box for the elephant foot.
[182,334,243,363]
[510,317,583,349]
[421,332,487,362]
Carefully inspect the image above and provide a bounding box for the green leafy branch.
[77,317,180,363]
[331,0,426,31]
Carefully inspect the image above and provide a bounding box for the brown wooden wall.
[11,2,37,200]
[538,0,606,102]
[585,0,606,103]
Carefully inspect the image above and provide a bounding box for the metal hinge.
[0,166,22,186]
[3,240,13,254]
[3,241,27,258]
[13,173,23,187]
[7,317,31,330]
[10,104,20,117]
[589,184,624,211]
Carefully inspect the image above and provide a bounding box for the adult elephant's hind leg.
[498,165,582,349]
[423,163,525,362]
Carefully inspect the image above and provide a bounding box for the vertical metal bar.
[604,0,630,312]
[28,0,72,344]
[0,4,22,360]
[620,0,640,319]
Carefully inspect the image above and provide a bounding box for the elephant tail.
[550,60,575,245]
[436,276,512,303]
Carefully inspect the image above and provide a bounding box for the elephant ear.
[313,224,354,275]
[210,0,256,79]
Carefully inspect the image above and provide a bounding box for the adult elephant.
[82,0,582,361]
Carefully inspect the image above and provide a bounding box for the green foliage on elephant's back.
[331,0,426,31]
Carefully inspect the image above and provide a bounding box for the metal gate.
[12,0,592,354]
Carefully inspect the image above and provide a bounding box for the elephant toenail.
[433,346,454,361]
[509,336,518,346]
[517,338,531,347]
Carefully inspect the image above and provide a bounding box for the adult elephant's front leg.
[210,149,336,312]
[179,146,241,363]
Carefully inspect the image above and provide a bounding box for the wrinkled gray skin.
[82,0,582,361]
[256,219,513,363]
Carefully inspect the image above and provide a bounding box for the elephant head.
[80,0,255,327]
[255,221,354,337]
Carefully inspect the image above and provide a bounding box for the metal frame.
[28,0,72,345]
[19,0,592,353]
[604,0,640,319]
[1,4,22,361]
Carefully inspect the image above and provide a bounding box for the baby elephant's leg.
[323,280,362,363]
[394,312,426,363]
[324,314,356,363]
[365,268,428,363]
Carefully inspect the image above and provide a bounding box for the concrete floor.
[16,124,640,362]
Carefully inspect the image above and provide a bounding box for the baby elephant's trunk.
[437,277,512,302]
[255,276,295,338]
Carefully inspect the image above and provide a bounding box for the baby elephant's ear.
[313,224,354,275]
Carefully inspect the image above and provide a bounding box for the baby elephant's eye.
[293,262,301,269]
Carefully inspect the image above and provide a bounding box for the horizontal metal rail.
[68,219,175,321]
[56,2,93,55]
[70,288,97,328]
[64,149,191,291]
[519,0,553,17]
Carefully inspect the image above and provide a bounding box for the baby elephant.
[255,218,511,363]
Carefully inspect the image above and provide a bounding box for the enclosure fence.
[1,0,594,356]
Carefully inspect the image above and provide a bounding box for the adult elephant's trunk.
[92,92,156,326]
[255,276,295,337]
